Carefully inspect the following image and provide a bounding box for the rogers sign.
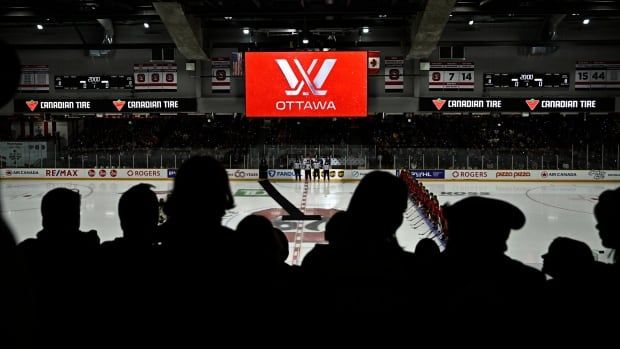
[451,170,488,179]
[127,170,161,177]
[245,52,367,117]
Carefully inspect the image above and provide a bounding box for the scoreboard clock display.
[429,62,475,90]
[575,61,620,89]
[484,73,569,88]
[54,75,134,90]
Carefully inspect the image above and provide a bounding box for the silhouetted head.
[0,40,20,107]
[324,210,348,245]
[237,215,279,264]
[165,156,234,223]
[41,188,81,232]
[594,188,620,252]
[347,171,408,240]
[443,196,525,255]
[415,238,440,260]
[542,237,594,279]
[119,184,159,241]
[273,228,289,262]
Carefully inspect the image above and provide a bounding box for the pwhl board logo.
[245,52,367,117]
[276,58,336,96]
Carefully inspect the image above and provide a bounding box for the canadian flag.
[368,51,380,74]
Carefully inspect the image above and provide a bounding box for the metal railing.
[2,144,619,171]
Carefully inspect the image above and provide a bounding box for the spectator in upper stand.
[17,188,100,347]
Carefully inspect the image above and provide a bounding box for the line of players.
[292,157,332,181]
[399,169,447,240]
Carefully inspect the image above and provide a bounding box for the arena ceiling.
[1,0,619,57]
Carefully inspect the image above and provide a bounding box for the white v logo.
[275,58,336,96]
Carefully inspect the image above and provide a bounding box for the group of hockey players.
[292,156,332,181]
[399,169,447,240]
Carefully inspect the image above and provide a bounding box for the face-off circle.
[226,207,341,243]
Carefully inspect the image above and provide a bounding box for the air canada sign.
[245,52,367,117]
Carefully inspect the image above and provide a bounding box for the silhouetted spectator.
[237,215,296,287]
[542,237,610,336]
[324,210,349,246]
[273,227,289,262]
[17,188,100,347]
[0,39,34,349]
[440,196,545,330]
[593,188,620,319]
[154,156,241,344]
[594,188,620,264]
[99,184,160,345]
[237,215,282,265]
[415,238,440,264]
[302,210,348,271]
[104,183,159,250]
[302,172,428,321]
[542,237,596,281]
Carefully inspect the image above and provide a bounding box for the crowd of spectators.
[2,156,618,346]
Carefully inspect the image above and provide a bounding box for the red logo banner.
[245,52,367,117]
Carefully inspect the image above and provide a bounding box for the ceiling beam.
[406,0,457,60]
[153,1,209,60]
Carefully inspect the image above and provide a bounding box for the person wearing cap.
[440,196,545,327]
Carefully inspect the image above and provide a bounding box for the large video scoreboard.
[484,72,569,88]
[54,75,134,90]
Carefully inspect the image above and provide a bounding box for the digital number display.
[484,73,569,88]
[54,75,134,90]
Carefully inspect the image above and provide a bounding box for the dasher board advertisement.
[245,51,367,117]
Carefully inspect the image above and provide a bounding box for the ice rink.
[1,178,616,267]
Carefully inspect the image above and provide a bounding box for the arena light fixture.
[302,38,309,44]
[582,18,590,25]
[362,27,369,34]
[243,28,250,35]
[468,20,474,25]
[36,24,44,30]
[143,22,150,29]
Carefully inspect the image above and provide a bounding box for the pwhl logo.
[276,58,336,96]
